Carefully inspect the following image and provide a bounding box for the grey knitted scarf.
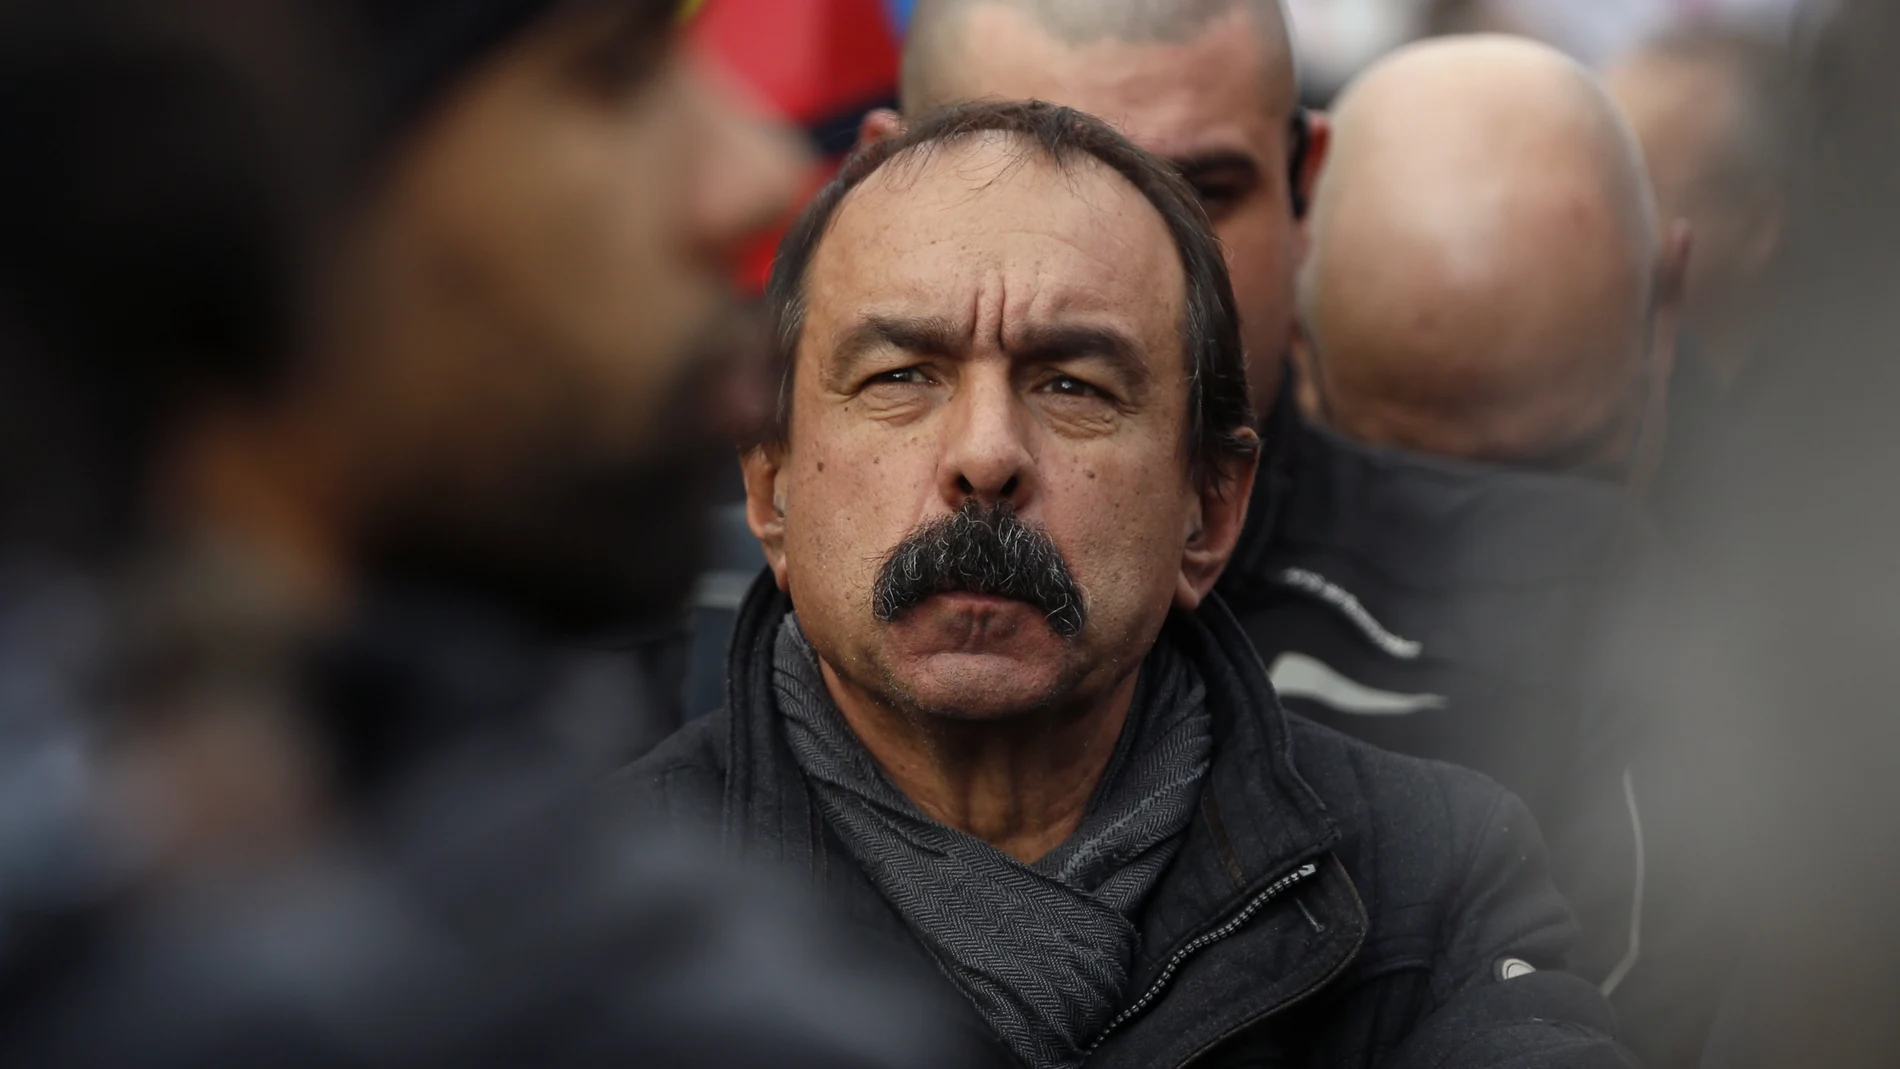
[774,615,1212,1069]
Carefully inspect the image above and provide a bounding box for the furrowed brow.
[825,314,965,387]
[1009,322,1155,390]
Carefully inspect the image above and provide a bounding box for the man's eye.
[1189,181,1245,220]
[1044,374,1106,399]
[868,367,929,386]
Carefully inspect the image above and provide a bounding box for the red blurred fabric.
[692,0,900,291]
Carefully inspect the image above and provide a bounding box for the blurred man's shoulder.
[603,706,730,821]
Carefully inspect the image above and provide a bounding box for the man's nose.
[686,61,811,262]
[939,370,1032,509]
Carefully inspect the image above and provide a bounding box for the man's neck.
[819,661,1139,864]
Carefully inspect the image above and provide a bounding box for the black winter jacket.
[615,574,1638,1069]
[1217,416,1662,1008]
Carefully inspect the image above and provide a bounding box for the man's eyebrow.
[1009,323,1154,388]
[1170,151,1263,183]
[827,315,965,381]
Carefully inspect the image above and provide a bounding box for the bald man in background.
[1287,36,1712,1066]
[1298,34,1688,483]
[858,3,1679,1022]
[1605,25,1794,533]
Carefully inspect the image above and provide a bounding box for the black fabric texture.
[0,586,981,1068]
[773,615,1210,1069]
[611,572,1639,1069]
[1216,416,1688,1058]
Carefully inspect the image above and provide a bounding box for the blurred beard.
[361,328,746,640]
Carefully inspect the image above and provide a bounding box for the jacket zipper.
[1087,861,1320,1052]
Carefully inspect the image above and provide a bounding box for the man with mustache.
[866,8,1670,1049]
[620,101,1633,1069]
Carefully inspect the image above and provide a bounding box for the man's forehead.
[803,139,1184,335]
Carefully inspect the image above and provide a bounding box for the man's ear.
[1293,110,1331,223]
[1290,332,1323,423]
[1629,218,1694,492]
[1654,217,1693,388]
[1176,429,1262,611]
[742,444,792,591]
[858,107,904,151]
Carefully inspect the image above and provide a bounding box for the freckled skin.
[749,136,1208,724]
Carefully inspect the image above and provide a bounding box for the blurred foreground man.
[622,101,1635,1069]
[880,1,1673,1041]
[0,1,968,1065]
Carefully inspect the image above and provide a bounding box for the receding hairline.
[901,0,1297,113]
[797,128,1187,352]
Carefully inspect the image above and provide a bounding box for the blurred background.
[687,0,1815,291]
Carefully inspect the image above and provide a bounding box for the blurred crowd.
[0,0,1895,1066]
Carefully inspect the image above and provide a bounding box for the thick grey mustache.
[870,500,1088,638]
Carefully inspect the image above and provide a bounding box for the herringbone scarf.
[774,615,1211,1069]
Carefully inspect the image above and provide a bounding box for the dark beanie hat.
[352,0,567,145]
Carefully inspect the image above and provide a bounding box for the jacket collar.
[718,572,820,868]
[1228,415,1649,596]
[1123,595,1340,977]
[1229,376,1305,583]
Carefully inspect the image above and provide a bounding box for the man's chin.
[872,649,1079,723]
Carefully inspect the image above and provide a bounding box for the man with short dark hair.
[622,99,1635,1069]
[873,0,1321,424]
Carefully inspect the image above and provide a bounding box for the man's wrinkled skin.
[744,135,1255,861]
[869,0,1327,419]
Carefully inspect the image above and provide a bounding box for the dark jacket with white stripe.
[612,574,1637,1069]
[1217,412,1684,1061]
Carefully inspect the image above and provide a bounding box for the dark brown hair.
[763,99,1257,487]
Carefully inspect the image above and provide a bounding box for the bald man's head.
[1606,25,1792,381]
[889,0,1323,421]
[1299,35,1685,483]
